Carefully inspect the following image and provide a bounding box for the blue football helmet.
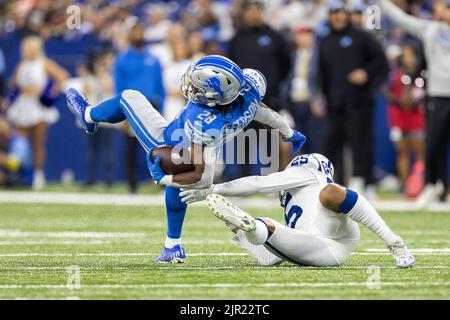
[181,55,245,107]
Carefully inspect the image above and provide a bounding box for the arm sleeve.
[253,103,294,138]
[213,167,317,196]
[380,0,431,39]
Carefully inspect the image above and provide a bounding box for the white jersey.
[213,153,358,240]
[280,153,334,232]
[212,153,360,266]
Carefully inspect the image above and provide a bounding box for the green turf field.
[0,202,448,299]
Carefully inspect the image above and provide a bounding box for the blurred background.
[0,0,448,202]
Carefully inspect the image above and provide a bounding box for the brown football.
[150,146,195,175]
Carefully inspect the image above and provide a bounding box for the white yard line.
[0,281,448,290]
[0,230,145,238]
[364,248,450,253]
[3,265,449,271]
[0,239,233,245]
[1,191,449,212]
[0,248,448,257]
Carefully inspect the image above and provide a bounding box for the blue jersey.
[163,84,262,147]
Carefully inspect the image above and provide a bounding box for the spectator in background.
[228,0,291,111]
[7,36,68,190]
[227,0,291,177]
[151,23,187,68]
[280,24,324,168]
[348,0,365,28]
[431,0,447,21]
[188,30,206,60]
[380,0,450,206]
[144,3,171,43]
[181,0,221,41]
[162,42,190,122]
[81,50,117,188]
[315,1,389,199]
[384,43,426,197]
[268,0,329,32]
[114,22,165,193]
[0,116,33,187]
[0,48,5,111]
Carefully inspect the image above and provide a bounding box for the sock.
[88,93,126,123]
[244,219,269,246]
[165,186,188,240]
[233,230,281,266]
[165,236,181,249]
[84,106,94,123]
[341,189,399,245]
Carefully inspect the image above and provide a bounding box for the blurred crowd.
[0,0,449,203]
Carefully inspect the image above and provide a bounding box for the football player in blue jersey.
[66,55,306,263]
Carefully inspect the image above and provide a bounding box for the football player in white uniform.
[180,153,415,268]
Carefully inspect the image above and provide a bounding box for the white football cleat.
[387,238,415,268]
[206,194,256,232]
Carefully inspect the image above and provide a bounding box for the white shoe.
[387,238,415,268]
[32,170,46,191]
[206,194,256,232]
[415,182,444,210]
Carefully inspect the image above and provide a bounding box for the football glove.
[146,153,166,184]
[180,186,214,204]
[282,130,307,153]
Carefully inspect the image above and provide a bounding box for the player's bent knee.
[121,89,145,101]
[258,218,276,236]
[319,184,347,212]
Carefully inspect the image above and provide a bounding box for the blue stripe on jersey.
[283,192,292,208]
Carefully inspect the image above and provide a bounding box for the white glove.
[180,186,214,204]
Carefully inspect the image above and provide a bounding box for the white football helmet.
[181,55,245,107]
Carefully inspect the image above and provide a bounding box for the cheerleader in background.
[385,43,426,197]
[7,36,68,190]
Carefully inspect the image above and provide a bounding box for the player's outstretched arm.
[379,0,431,39]
[147,142,215,189]
[254,103,306,153]
[180,166,316,204]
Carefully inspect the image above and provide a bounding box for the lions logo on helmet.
[243,68,267,101]
[181,55,245,107]
[204,76,224,98]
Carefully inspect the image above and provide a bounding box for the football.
[150,146,195,175]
